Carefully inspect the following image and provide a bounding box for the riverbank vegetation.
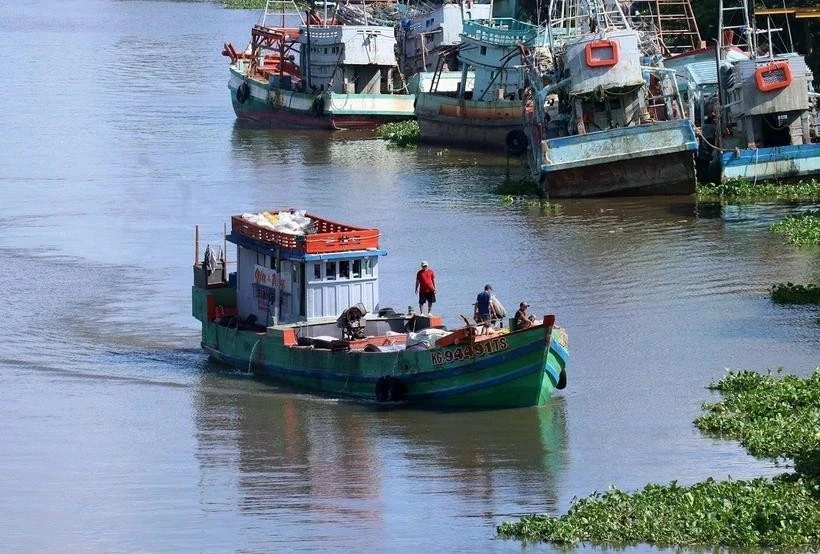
[771,283,820,305]
[498,369,820,547]
[222,0,267,8]
[375,121,419,148]
[695,178,820,203]
[770,210,820,246]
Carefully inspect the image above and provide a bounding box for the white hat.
[421,260,428,267]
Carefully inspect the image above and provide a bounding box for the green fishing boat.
[192,209,569,409]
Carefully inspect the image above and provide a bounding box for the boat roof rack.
[231,210,380,254]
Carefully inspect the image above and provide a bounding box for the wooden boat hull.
[535,120,699,197]
[415,93,525,151]
[719,143,820,182]
[193,287,569,409]
[229,70,415,130]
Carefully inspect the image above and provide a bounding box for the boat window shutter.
[585,40,619,68]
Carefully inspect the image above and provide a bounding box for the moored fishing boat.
[413,17,539,152]
[679,0,820,182]
[522,0,699,197]
[223,0,415,130]
[192,210,569,409]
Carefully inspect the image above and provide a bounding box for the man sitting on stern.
[514,301,536,329]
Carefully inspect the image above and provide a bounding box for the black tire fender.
[556,369,567,390]
[375,376,391,402]
[236,82,250,104]
[505,129,528,155]
[387,378,407,402]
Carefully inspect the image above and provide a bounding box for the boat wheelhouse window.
[339,260,350,279]
[480,46,487,56]
[313,263,321,280]
[292,264,298,283]
[352,259,362,278]
[363,258,372,276]
[326,261,336,280]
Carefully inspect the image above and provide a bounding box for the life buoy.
[236,82,250,104]
[505,130,528,155]
[585,39,619,68]
[556,369,567,390]
[755,61,792,93]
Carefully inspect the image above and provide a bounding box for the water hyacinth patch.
[696,178,820,203]
[498,369,820,547]
[494,175,541,197]
[770,210,820,245]
[696,369,820,478]
[375,121,419,148]
[497,476,820,546]
[771,282,820,305]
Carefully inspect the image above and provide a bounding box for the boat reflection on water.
[193,372,569,522]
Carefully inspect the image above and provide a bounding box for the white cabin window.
[339,260,350,279]
[364,258,373,276]
[352,259,362,278]
[326,261,336,281]
[313,263,321,280]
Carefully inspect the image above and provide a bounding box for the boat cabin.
[457,18,538,102]
[299,25,404,95]
[227,210,385,326]
[721,55,814,148]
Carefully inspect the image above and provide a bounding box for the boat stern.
[538,119,699,196]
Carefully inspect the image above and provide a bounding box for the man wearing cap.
[514,301,535,329]
[414,260,436,315]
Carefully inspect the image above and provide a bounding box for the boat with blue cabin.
[192,209,569,409]
[522,0,699,196]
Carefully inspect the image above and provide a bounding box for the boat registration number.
[431,337,508,366]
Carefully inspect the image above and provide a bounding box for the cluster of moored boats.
[201,1,819,406]
[223,0,820,197]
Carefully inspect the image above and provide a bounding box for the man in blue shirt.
[475,284,495,330]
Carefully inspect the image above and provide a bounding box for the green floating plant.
[771,282,820,305]
[498,369,820,547]
[696,178,820,203]
[770,210,820,246]
[375,121,419,148]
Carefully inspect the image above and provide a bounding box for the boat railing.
[231,212,381,254]
[462,18,538,46]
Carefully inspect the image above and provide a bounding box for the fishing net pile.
[333,0,404,26]
[241,210,316,235]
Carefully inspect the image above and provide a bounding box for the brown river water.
[1,1,818,552]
